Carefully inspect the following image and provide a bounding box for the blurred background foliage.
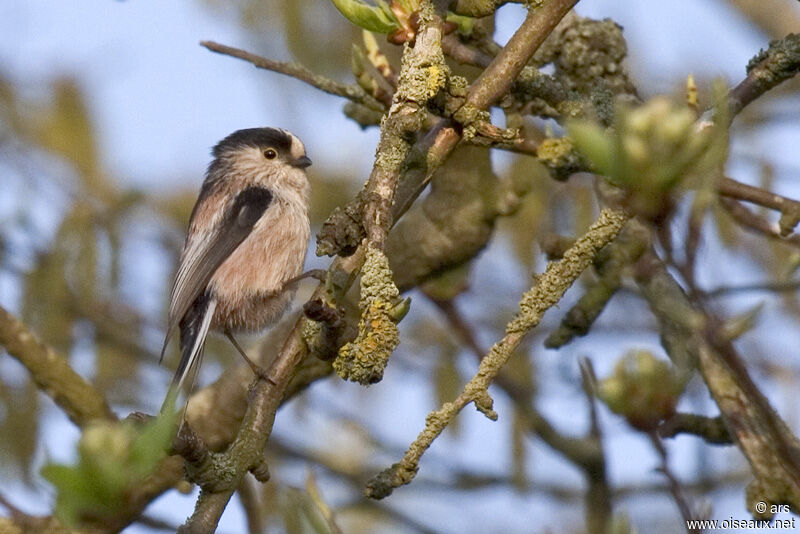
[1,0,800,532]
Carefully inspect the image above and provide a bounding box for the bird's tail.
[160,295,217,416]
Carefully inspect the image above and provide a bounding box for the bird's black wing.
[160,186,273,362]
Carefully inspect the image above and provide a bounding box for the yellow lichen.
[425,65,444,99]
[536,137,583,181]
[334,246,402,385]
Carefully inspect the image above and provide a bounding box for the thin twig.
[718,176,800,236]
[719,176,800,214]
[658,413,732,445]
[706,279,800,297]
[578,358,612,533]
[201,41,385,111]
[720,197,800,248]
[442,34,493,68]
[429,297,602,465]
[237,475,265,534]
[648,432,699,532]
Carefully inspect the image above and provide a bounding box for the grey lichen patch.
[531,15,635,99]
[443,74,469,117]
[735,34,800,116]
[515,67,568,107]
[453,104,491,141]
[365,461,417,499]
[334,246,403,385]
[554,18,634,95]
[374,111,422,172]
[746,33,800,85]
[513,59,622,125]
[448,74,468,97]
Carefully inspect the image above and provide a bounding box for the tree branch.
[0,304,115,427]
[719,197,800,248]
[319,0,578,258]
[718,176,800,236]
[648,432,701,528]
[727,33,800,116]
[659,413,733,445]
[361,7,446,251]
[463,0,580,111]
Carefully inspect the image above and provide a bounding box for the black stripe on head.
[212,128,293,159]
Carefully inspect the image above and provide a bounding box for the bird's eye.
[264,148,277,160]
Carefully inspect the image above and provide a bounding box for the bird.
[160,127,311,412]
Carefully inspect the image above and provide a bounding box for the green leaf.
[42,414,175,527]
[567,121,615,178]
[446,12,474,35]
[329,0,399,33]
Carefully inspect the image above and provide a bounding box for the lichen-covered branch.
[0,304,115,427]
[545,222,649,348]
[178,246,366,532]
[728,33,800,116]
[365,208,629,499]
[361,5,447,251]
[432,297,610,527]
[319,0,579,258]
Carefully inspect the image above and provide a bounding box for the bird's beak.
[292,155,312,168]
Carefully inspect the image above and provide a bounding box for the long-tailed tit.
[160,127,311,409]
